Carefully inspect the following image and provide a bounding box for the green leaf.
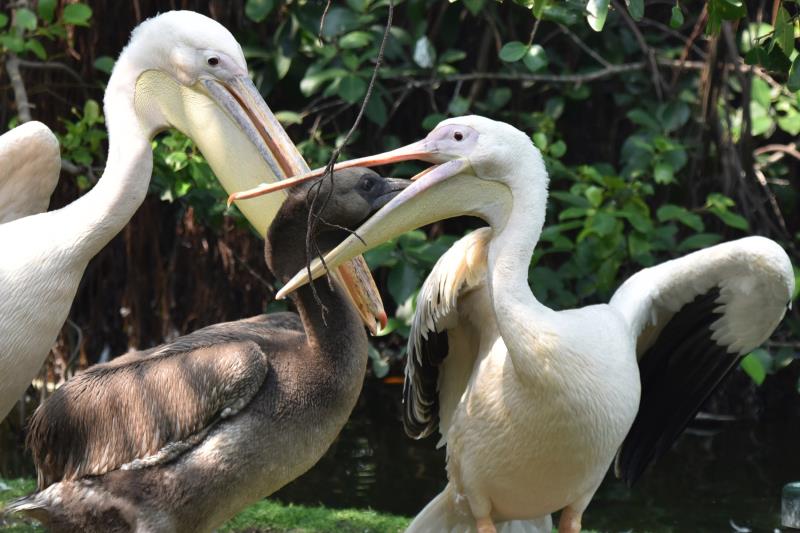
[413,36,436,68]
[365,94,387,126]
[487,87,512,111]
[531,0,548,18]
[773,7,794,56]
[339,30,372,49]
[677,233,722,251]
[653,162,675,184]
[711,208,749,230]
[14,8,37,31]
[660,102,690,132]
[245,0,275,22]
[585,186,603,207]
[440,49,467,64]
[549,140,567,158]
[670,3,684,28]
[745,44,792,73]
[24,39,46,60]
[368,346,389,378]
[586,0,610,32]
[62,3,92,25]
[788,56,800,93]
[388,262,422,304]
[499,41,528,62]
[751,77,771,108]
[93,56,115,74]
[625,0,644,20]
[523,44,548,72]
[627,109,660,131]
[463,0,486,16]
[338,74,367,104]
[0,34,25,53]
[532,132,548,151]
[656,204,704,231]
[740,352,767,385]
[83,100,100,124]
[275,111,302,125]
[0,13,8,29]
[37,0,57,23]
[319,7,359,38]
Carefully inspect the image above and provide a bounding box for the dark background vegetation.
[1,0,799,460]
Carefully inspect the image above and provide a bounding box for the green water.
[3,381,798,532]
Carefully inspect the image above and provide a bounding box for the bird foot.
[476,517,497,533]
[557,508,582,533]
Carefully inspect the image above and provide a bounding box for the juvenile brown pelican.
[234,115,794,533]
[6,168,407,533]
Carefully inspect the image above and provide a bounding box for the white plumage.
[0,11,317,422]
[0,121,60,224]
[272,115,795,533]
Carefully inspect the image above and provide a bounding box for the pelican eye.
[207,56,220,66]
[360,176,376,192]
[454,131,464,141]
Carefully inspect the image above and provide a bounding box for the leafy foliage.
[1,1,798,388]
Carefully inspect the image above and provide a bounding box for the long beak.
[275,152,512,299]
[203,76,387,334]
[227,139,434,204]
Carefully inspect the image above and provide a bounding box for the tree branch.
[5,53,33,122]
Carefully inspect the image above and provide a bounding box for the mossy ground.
[0,478,409,532]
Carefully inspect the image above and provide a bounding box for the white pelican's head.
[106,11,386,332]
[108,11,307,235]
[228,115,548,298]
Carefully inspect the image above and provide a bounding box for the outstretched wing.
[27,314,298,489]
[0,122,60,224]
[404,228,491,445]
[611,236,794,485]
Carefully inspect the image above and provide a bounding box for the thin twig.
[304,0,395,315]
[557,24,612,68]
[613,0,663,100]
[318,0,333,46]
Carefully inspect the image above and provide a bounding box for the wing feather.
[404,228,491,442]
[0,122,60,224]
[611,237,794,485]
[26,315,286,489]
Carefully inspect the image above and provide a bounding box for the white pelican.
[0,11,383,422]
[8,169,408,532]
[232,115,795,532]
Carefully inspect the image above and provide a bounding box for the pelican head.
[105,11,386,332]
[228,115,547,298]
[108,11,306,235]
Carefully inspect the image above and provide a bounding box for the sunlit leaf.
[0,13,8,29]
[499,41,528,62]
[657,204,704,231]
[670,3,684,28]
[14,8,37,31]
[788,56,800,93]
[62,3,92,26]
[773,7,794,57]
[523,44,548,72]
[413,36,436,68]
[741,351,769,385]
[339,31,372,49]
[653,162,675,184]
[586,0,610,32]
[25,39,46,60]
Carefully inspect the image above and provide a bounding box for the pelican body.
[0,11,383,422]
[7,169,408,532]
[244,115,794,532]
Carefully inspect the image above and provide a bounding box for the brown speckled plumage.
[8,169,407,533]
